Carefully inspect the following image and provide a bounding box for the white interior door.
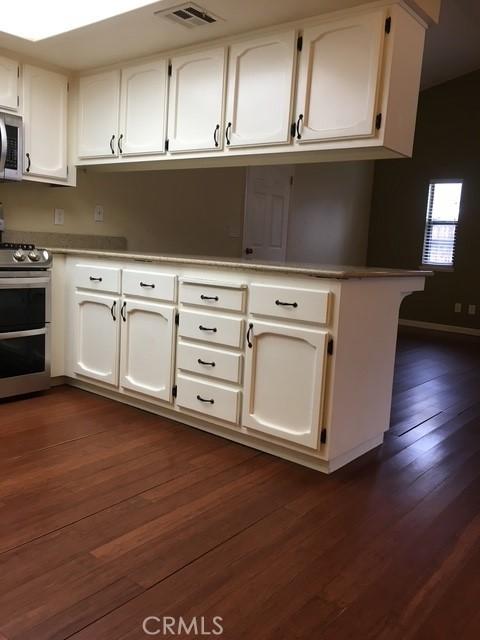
[119,59,168,156]
[243,319,328,449]
[74,292,120,385]
[295,10,386,142]
[243,165,293,261]
[225,30,296,148]
[78,70,120,159]
[0,56,18,110]
[167,47,226,152]
[23,65,68,179]
[120,299,175,402]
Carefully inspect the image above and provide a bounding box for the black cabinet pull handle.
[110,300,117,321]
[118,134,124,154]
[121,301,127,322]
[213,124,220,147]
[197,394,214,404]
[276,300,298,308]
[199,325,217,333]
[296,114,304,140]
[200,295,219,301]
[198,358,216,367]
[247,322,253,349]
[89,276,103,282]
[245,248,253,255]
[225,122,232,146]
[110,134,115,154]
[140,282,155,289]
[25,153,31,172]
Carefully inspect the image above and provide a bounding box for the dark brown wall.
[367,69,480,329]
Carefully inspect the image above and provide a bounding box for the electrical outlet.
[468,304,476,316]
[54,208,65,225]
[454,303,462,313]
[94,205,104,223]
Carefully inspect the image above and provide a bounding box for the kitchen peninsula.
[51,249,431,472]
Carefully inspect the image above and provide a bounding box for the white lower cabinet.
[176,374,241,424]
[243,319,328,448]
[120,299,175,402]
[74,292,120,385]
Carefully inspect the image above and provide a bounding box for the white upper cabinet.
[119,59,168,156]
[295,10,386,143]
[78,70,120,159]
[22,65,68,179]
[225,30,297,148]
[120,299,175,402]
[243,320,328,449]
[0,56,19,111]
[167,47,226,153]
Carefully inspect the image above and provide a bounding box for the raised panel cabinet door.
[0,56,19,110]
[74,292,120,386]
[119,299,175,402]
[225,30,296,148]
[78,70,120,159]
[295,10,386,142]
[22,65,68,179]
[119,60,168,156]
[167,47,226,152]
[243,320,328,449]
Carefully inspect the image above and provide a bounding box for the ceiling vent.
[155,4,222,29]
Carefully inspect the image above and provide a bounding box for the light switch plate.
[94,205,104,223]
[54,208,65,225]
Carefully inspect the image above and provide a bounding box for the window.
[422,180,463,268]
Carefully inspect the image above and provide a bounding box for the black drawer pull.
[121,301,127,322]
[247,322,253,349]
[213,124,220,147]
[296,114,304,140]
[200,295,219,301]
[140,282,155,289]
[199,325,217,332]
[110,300,117,322]
[89,276,103,282]
[225,122,232,146]
[276,300,298,308]
[197,394,214,404]
[198,358,216,367]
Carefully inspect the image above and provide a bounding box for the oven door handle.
[0,328,46,340]
[0,116,7,174]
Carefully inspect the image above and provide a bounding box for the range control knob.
[28,250,41,262]
[13,250,26,262]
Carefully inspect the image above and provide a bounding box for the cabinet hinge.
[67,82,70,92]
[385,17,392,34]
[290,122,296,138]
[297,36,303,52]
[17,66,20,78]
[165,139,170,152]
[327,338,334,356]
[320,428,327,444]
[172,385,178,399]
[168,63,172,77]
[175,311,179,326]
[66,165,69,176]
[375,113,383,130]
[17,95,19,107]
[290,175,294,186]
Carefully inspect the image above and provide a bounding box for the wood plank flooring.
[0,327,479,639]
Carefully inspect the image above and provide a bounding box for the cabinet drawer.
[179,281,245,313]
[123,269,176,302]
[176,374,241,424]
[179,310,244,348]
[74,264,121,294]
[249,284,330,324]
[177,341,242,383]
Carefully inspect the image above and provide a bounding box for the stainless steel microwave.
[0,112,23,181]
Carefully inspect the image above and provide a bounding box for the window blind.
[422,180,463,267]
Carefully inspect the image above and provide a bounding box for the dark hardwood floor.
[1,327,480,639]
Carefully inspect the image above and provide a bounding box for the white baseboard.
[399,319,480,337]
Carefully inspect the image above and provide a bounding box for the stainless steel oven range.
[0,243,52,399]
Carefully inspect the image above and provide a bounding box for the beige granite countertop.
[48,247,433,280]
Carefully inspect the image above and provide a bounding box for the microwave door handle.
[0,117,7,174]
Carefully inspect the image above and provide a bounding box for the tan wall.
[0,167,247,256]
[287,162,374,265]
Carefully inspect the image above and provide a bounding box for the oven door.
[0,276,50,332]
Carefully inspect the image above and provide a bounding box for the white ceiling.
[0,0,479,89]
